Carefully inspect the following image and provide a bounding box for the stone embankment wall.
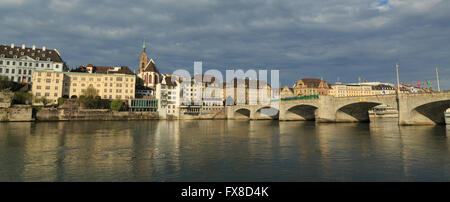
[36,108,159,121]
[179,109,227,120]
[0,105,33,121]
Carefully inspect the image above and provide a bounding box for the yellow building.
[32,67,136,105]
[328,83,396,97]
[31,70,64,104]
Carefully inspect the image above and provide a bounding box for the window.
[45,86,50,90]
[12,69,15,74]
[37,86,41,89]
[46,79,50,83]
[5,69,8,73]
[18,69,21,74]
[45,93,50,97]
[36,93,41,96]
[56,79,59,83]
[0,61,2,65]
[46,72,51,77]
[29,70,32,75]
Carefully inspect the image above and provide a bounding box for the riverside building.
[0,43,66,83]
[32,65,136,105]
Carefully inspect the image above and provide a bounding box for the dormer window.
[13,55,17,59]
[0,54,4,58]
[36,57,40,61]
[31,53,35,56]
[47,58,51,61]
[20,52,24,55]
[8,51,12,54]
[42,54,45,57]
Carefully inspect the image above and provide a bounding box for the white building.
[156,75,181,116]
[0,43,66,83]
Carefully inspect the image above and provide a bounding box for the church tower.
[137,38,161,89]
[139,39,148,74]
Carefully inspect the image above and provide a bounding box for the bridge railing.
[279,95,319,101]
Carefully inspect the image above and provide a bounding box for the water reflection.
[0,120,449,181]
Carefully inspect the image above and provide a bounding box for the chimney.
[10,43,14,48]
[32,45,36,50]
[21,44,25,49]
[42,46,46,51]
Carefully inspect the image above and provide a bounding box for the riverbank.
[36,108,159,121]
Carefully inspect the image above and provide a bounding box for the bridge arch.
[284,104,318,121]
[254,106,279,119]
[234,108,251,119]
[410,100,450,125]
[336,101,383,122]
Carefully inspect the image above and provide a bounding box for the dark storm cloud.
[1,0,449,89]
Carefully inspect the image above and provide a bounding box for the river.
[0,120,449,181]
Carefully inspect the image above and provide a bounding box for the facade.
[223,78,271,105]
[31,71,64,104]
[293,78,330,96]
[280,86,294,98]
[138,41,160,89]
[180,74,223,106]
[128,99,158,112]
[328,82,396,97]
[32,67,136,105]
[0,43,66,83]
[156,75,181,115]
[136,86,154,98]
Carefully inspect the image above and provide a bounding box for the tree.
[39,97,52,106]
[13,92,33,105]
[57,97,66,106]
[0,76,13,90]
[110,99,123,111]
[79,86,100,108]
[81,86,99,97]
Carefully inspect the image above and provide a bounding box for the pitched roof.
[71,65,135,75]
[0,44,64,63]
[143,59,159,73]
[298,78,330,89]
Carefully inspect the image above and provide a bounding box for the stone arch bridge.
[226,92,450,125]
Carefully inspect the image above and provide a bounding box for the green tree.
[13,92,33,105]
[57,97,66,106]
[39,97,52,106]
[78,86,100,108]
[0,76,13,90]
[81,86,99,97]
[110,99,123,111]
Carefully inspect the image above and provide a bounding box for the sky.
[1,0,449,89]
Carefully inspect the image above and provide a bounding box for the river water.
[0,120,449,181]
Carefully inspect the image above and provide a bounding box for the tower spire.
[142,38,146,52]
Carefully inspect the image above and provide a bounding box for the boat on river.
[369,105,398,121]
